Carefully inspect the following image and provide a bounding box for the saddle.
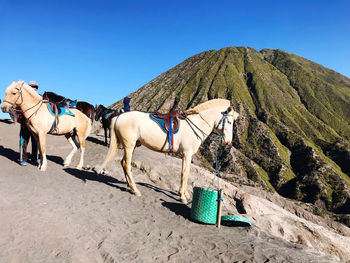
[150,110,180,152]
[44,94,77,111]
[152,111,179,132]
[60,99,77,108]
[46,103,75,134]
[47,103,75,118]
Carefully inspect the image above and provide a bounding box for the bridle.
[3,86,24,108]
[215,111,233,131]
[3,83,43,122]
[185,110,234,141]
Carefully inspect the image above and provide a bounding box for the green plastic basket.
[190,187,218,224]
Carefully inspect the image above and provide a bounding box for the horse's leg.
[76,134,85,170]
[38,133,48,171]
[121,146,141,196]
[104,125,108,145]
[179,152,193,203]
[75,117,91,170]
[64,133,78,168]
[108,126,111,146]
[74,126,89,170]
[31,133,40,166]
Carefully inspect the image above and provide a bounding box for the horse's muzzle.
[223,138,232,145]
[1,104,11,113]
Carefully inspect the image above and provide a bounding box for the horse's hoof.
[76,166,83,170]
[180,197,187,204]
[40,166,47,172]
[134,191,142,197]
[94,167,103,174]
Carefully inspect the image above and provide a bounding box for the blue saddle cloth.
[149,114,179,134]
[70,101,77,108]
[105,112,112,118]
[47,103,75,117]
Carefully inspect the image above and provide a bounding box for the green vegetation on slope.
[110,46,350,217]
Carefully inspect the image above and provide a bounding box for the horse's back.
[115,111,146,127]
[115,111,177,151]
[77,101,94,109]
[76,101,94,119]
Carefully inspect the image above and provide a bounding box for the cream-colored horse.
[98,99,239,203]
[1,81,91,171]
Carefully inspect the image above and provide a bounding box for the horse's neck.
[186,110,216,139]
[20,89,42,119]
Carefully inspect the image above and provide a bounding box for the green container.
[191,187,218,224]
[221,215,251,227]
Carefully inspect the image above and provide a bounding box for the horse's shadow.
[47,155,64,165]
[86,136,106,146]
[0,119,14,124]
[160,199,191,220]
[138,183,192,219]
[138,182,179,201]
[63,168,191,218]
[0,145,19,163]
[0,145,64,166]
[63,168,130,193]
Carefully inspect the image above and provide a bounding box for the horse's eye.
[12,92,16,95]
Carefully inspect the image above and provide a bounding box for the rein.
[3,84,43,123]
[3,87,23,107]
[185,111,231,140]
[25,100,44,124]
[184,117,209,140]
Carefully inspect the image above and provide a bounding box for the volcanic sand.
[0,119,342,262]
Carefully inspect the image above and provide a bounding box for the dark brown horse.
[43,91,95,122]
[95,104,118,145]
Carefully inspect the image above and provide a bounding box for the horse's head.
[1,81,25,113]
[42,91,48,101]
[215,106,239,145]
[95,104,105,121]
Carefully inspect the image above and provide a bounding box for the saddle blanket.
[47,103,75,117]
[149,114,179,134]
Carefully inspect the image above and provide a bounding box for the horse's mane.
[98,104,107,110]
[43,91,65,102]
[186,99,230,115]
[19,81,42,100]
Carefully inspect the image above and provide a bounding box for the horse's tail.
[97,116,119,173]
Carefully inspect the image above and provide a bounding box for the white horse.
[98,99,239,203]
[1,81,91,171]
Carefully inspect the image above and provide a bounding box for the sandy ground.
[0,119,342,263]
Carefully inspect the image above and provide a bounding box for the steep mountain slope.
[110,47,350,220]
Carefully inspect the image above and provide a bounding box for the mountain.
[110,47,350,223]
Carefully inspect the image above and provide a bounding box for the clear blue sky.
[1,0,349,119]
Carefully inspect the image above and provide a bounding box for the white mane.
[18,81,42,100]
[186,99,230,115]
